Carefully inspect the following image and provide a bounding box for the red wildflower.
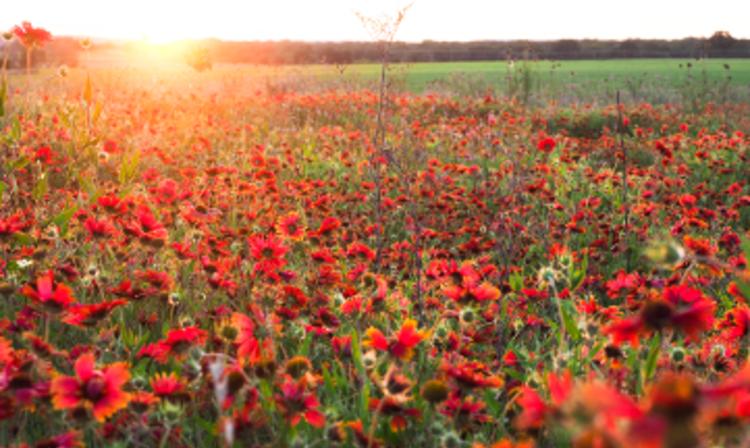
[663,285,715,338]
[138,326,207,363]
[125,206,168,246]
[442,264,500,304]
[34,431,83,448]
[83,217,113,239]
[21,271,76,313]
[12,22,52,48]
[720,307,750,342]
[275,378,325,428]
[515,386,548,430]
[277,212,305,240]
[443,360,504,390]
[248,234,288,275]
[440,393,493,428]
[316,216,341,236]
[605,270,641,299]
[62,300,127,327]
[605,285,715,345]
[369,396,421,431]
[150,372,188,401]
[537,136,556,153]
[0,213,28,238]
[50,353,131,422]
[364,319,426,360]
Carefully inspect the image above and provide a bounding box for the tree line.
[1,31,747,68]
[201,33,749,65]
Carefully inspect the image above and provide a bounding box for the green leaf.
[643,334,662,383]
[736,238,750,301]
[0,78,6,118]
[509,272,523,292]
[32,176,48,201]
[584,340,605,366]
[13,232,35,246]
[351,330,371,424]
[737,281,750,303]
[8,156,30,172]
[570,253,589,291]
[119,151,141,185]
[560,300,581,342]
[50,206,77,237]
[195,417,218,437]
[298,331,313,357]
[0,180,6,198]
[626,348,642,395]
[76,172,99,201]
[741,237,750,265]
[10,117,21,141]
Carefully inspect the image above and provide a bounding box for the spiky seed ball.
[421,379,449,404]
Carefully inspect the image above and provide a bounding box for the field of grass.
[215,58,750,104]
[344,58,750,90]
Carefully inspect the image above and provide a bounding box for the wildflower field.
[2,29,750,448]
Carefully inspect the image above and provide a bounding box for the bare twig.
[615,90,631,270]
[356,3,412,272]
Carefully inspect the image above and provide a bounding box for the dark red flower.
[537,136,556,152]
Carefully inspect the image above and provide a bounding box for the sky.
[1,0,748,43]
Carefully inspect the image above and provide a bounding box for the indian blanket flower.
[605,284,715,345]
[248,234,288,275]
[124,206,168,247]
[443,280,501,303]
[277,212,305,240]
[62,300,127,327]
[515,371,573,431]
[364,319,426,360]
[537,136,557,153]
[83,217,114,239]
[50,353,131,422]
[13,22,51,75]
[232,312,261,364]
[0,213,28,239]
[150,372,189,402]
[34,431,83,448]
[12,22,52,48]
[275,378,325,428]
[441,263,500,304]
[515,372,640,435]
[720,306,750,342]
[605,270,642,299]
[440,393,493,430]
[443,360,504,390]
[138,326,207,363]
[21,270,76,313]
[369,396,421,431]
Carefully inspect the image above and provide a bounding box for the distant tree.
[619,40,639,57]
[553,39,581,58]
[709,31,736,50]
